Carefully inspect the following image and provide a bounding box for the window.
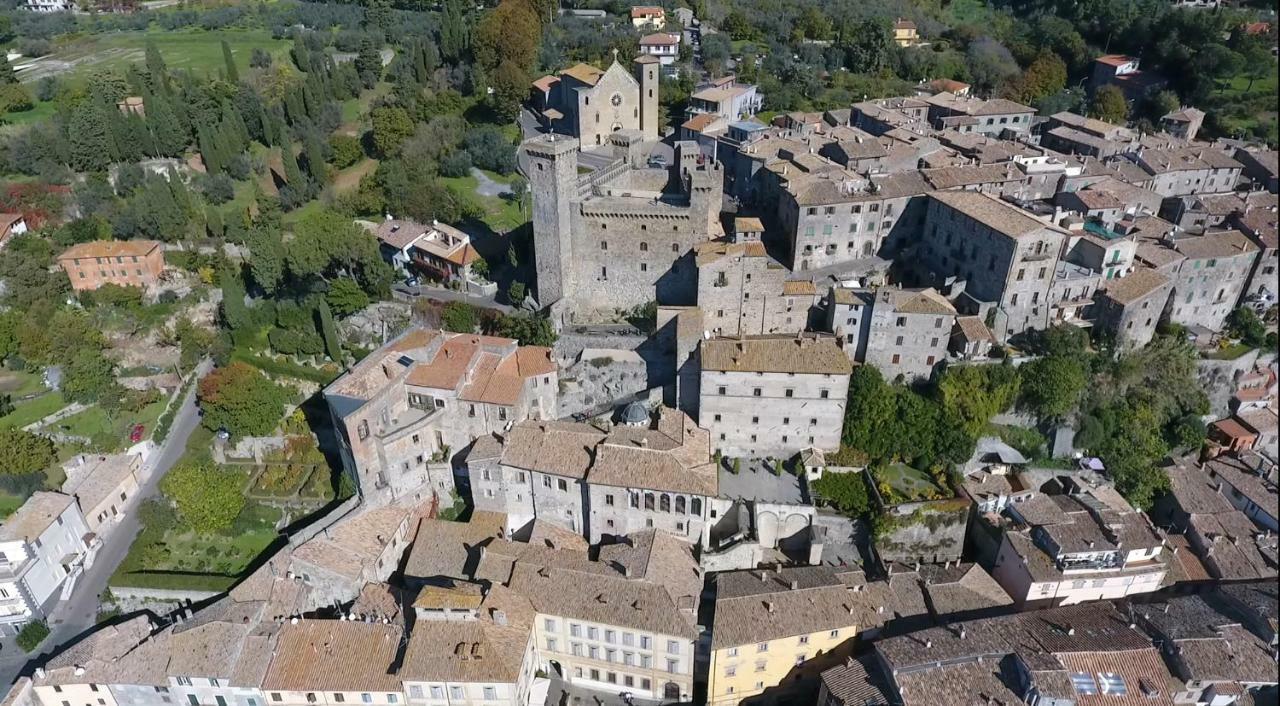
[718,386,726,395]
[784,389,794,398]
[1098,674,1127,695]
[589,627,599,640]
[820,389,829,399]
[570,623,582,637]
[606,629,616,643]
[645,492,655,510]
[450,687,465,700]
[557,478,568,491]
[798,635,809,645]
[725,666,737,677]
[483,686,498,700]
[640,242,648,251]
[590,645,600,659]
[667,659,679,673]
[1072,673,1098,695]
[829,629,839,638]
[667,640,681,654]
[757,642,769,652]
[430,687,444,699]
[660,494,671,512]
[691,498,702,515]
[547,637,558,651]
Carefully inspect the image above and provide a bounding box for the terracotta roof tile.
[701,334,852,375]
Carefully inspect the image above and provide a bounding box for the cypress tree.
[220,101,249,150]
[281,143,304,188]
[69,101,117,172]
[219,267,250,331]
[145,93,187,157]
[205,205,224,239]
[221,40,239,84]
[317,299,342,364]
[440,0,468,64]
[0,55,17,85]
[167,168,193,217]
[145,41,169,95]
[197,122,224,174]
[283,88,306,126]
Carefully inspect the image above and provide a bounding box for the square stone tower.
[523,134,581,307]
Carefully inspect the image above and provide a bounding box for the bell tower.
[634,55,660,140]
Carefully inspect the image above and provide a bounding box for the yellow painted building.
[707,566,882,706]
[892,19,919,47]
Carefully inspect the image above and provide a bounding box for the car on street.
[648,155,668,168]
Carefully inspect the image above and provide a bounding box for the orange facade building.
[58,240,165,292]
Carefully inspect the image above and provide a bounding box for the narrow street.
[0,366,207,693]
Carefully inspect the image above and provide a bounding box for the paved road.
[0,367,206,692]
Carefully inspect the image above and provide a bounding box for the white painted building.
[0,492,93,635]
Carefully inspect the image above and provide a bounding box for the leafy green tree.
[369,105,415,157]
[63,350,120,405]
[842,19,891,74]
[0,429,57,475]
[328,134,363,168]
[1018,356,1087,421]
[15,620,49,653]
[1096,401,1169,509]
[1226,307,1266,347]
[1005,53,1067,106]
[197,362,289,437]
[937,363,1020,439]
[507,281,526,304]
[440,302,478,333]
[812,471,871,515]
[326,278,370,316]
[1089,85,1129,124]
[490,60,531,122]
[488,313,556,346]
[161,461,246,533]
[286,210,393,296]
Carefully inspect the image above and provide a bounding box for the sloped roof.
[701,334,853,375]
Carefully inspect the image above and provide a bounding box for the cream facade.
[0,492,93,635]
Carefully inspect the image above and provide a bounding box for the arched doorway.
[664,682,680,700]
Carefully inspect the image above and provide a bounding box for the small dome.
[621,401,650,426]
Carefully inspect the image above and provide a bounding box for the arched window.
[675,496,686,514]
[601,241,608,250]
[690,498,702,515]
[659,494,671,512]
[630,492,640,508]
[644,493,655,511]
[672,243,679,252]
[640,242,648,251]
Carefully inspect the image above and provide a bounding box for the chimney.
[959,628,967,639]
[765,601,776,613]
[493,609,507,626]
[789,579,799,590]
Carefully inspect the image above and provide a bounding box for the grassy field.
[440,170,525,232]
[332,157,378,193]
[16,29,291,85]
[0,392,66,430]
[873,462,946,503]
[0,370,48,397]
[0,494,26,519]
[54,398,168,448]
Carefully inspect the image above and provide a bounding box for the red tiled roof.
[58,240,162,261]
[639,32,680,46]
[631,5,663,18]
[1095,54,1137,67]
[532,75,559,92]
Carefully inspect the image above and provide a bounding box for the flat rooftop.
[717,459,808,505]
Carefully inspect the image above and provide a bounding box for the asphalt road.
[0,367,206,693]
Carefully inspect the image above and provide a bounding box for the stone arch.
[757,510,780,548]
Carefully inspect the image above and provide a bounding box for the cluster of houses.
[12,310,1276,705]
[1,449,148,637]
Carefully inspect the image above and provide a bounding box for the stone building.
[525,132,723,319]
[916,191,1068,340]
[698,335,852,459]
[1092,267,1173,349]
[1041,111,1136,158]
[827,286,956,381]
[466,406,718,545]
[0,492,93,636]
[1232,200,1278,308]
[1128,147,1244,197]
[694,239,815,337]
[530,57,658,146]
[323,328,557,505]
[773,168,933,272]
[923,92,1035,136]
[1136,230,1260,331]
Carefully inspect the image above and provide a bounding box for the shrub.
[328,134,362,168]
[440,301,478,333]
[15,620,50,652]
[440,150,473,178]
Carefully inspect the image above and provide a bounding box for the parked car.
[129,424,145,443]
[647,155,668,168]
[405,276,420,288]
